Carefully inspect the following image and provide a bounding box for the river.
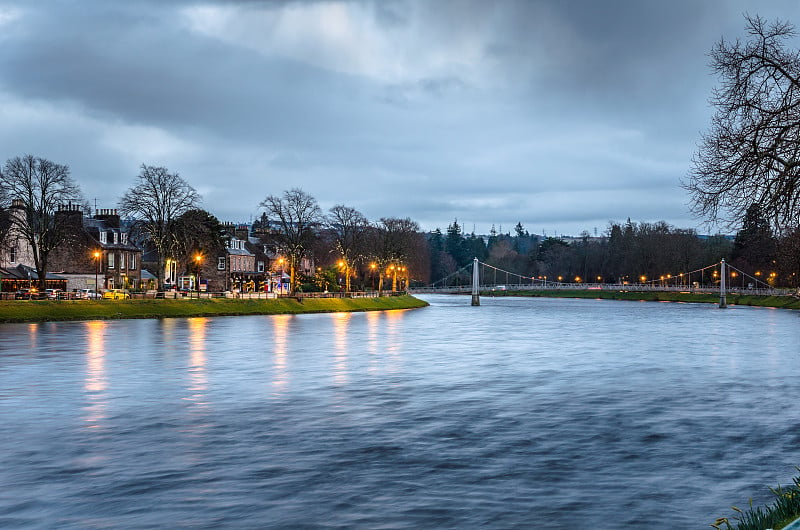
[0,294,798,528]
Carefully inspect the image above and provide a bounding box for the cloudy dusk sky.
[2,1,799,236]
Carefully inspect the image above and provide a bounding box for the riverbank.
[0,295,429,323]
[713,471,800,530]
[482,289,800,310]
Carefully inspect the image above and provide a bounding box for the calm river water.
[1,295,798,528]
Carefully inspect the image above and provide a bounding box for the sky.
[2,0,800,237]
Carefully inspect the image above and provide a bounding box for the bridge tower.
[471,257,480,306]
[719,259,727,309]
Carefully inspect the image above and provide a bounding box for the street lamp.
[389,264,397,292]
[338,260,347,292]
[93,250,101,296]
[194,254,202,298]
[277,258,285,294]
[370,263,376,291]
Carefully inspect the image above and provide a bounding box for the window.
[113,232,119,244]
[108,253,115,269]
[218,257,226,270]
[9,247,16,262]
[257,261,264,272]
[99,231,107,244]
[120,253,125,269]
[129,253,136,270]
[122,233,128,244]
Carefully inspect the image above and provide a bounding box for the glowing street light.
[194,254,203,297]
[93,250,101,294]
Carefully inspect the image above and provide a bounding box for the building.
[48,207,143,291]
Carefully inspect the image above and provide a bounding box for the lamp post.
[194,254,202,298]
[94,250,101,296]
[370,263,376,291]
[277,258,285,295]
[338,260,346,292]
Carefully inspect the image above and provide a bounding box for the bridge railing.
[412,283,793,296]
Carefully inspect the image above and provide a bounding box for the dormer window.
[113,232,119,244]
[122,233,128,244]
[99,231,107,244]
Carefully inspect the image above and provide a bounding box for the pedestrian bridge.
[410,258,793,306]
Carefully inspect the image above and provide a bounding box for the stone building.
[49,207,143,291]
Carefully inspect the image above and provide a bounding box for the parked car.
[46,289,64,300]
[77,288,101,300]
[102,289,130,300]
[15,288,45,300]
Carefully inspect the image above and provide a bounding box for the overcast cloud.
[2,0,799,235]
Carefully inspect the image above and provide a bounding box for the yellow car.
[102,289,130,300]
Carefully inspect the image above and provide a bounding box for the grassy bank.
[712,472,800,529]
[483,289,800,310]
[0,295,428,323]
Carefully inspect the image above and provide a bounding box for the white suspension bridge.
[411,258,794,308]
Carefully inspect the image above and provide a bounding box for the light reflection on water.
[186,318,208,408]
[332,312,351,387]
[84,321,107,428]
[271,314,290,395]
[0,296,798,528]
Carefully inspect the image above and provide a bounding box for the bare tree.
[326,205,369,292]
[371,217,420,293]
[0,155,83,290]
[686,14,800,232]
[259,188,322,294]
[119,165,201,290]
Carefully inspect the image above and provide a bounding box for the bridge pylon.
[471,257,480,306]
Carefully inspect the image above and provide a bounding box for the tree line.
[0,158,427,294]
[427,216,799,288]
[1,154,799,293]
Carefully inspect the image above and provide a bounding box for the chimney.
[94,208,120,229]
[55,202,83,227]
[235,224,249,241]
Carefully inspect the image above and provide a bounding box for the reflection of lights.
[85,321,108,428]
[332,313,351,386]
[366,311,380,373]
[271,315,290,394]
[187,318,208,406]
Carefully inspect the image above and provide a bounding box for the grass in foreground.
[712,472,800,529]
[0,295,429,323]
[483,289,800,310]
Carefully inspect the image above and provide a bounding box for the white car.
[78,289,101,300]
